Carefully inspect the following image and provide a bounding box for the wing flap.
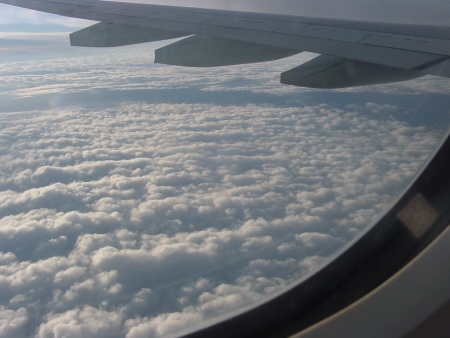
[281,55,423,88]
[70,22,188,47]
[155,35,299,67]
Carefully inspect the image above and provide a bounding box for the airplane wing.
[1,0,450,88]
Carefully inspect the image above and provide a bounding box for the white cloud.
[37,306,124,338]
[0,307,28,338]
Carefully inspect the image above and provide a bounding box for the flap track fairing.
[281,55,424,89]
[70,22,189,47]
[155,35,300,67]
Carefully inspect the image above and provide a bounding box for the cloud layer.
[0,36,448,337]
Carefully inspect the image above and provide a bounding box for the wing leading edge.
[1,0,450,88]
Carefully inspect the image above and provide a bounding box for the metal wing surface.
[1,0,449,88]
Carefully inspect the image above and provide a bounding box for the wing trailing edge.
[69,22,432,87]
[70,22,300,68]
[2,0,450,88]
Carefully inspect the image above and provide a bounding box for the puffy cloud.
[0,307,28,338]
[0,34,448,337]
[37,306,124,338]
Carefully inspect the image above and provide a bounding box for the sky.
[0,1,450,338]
